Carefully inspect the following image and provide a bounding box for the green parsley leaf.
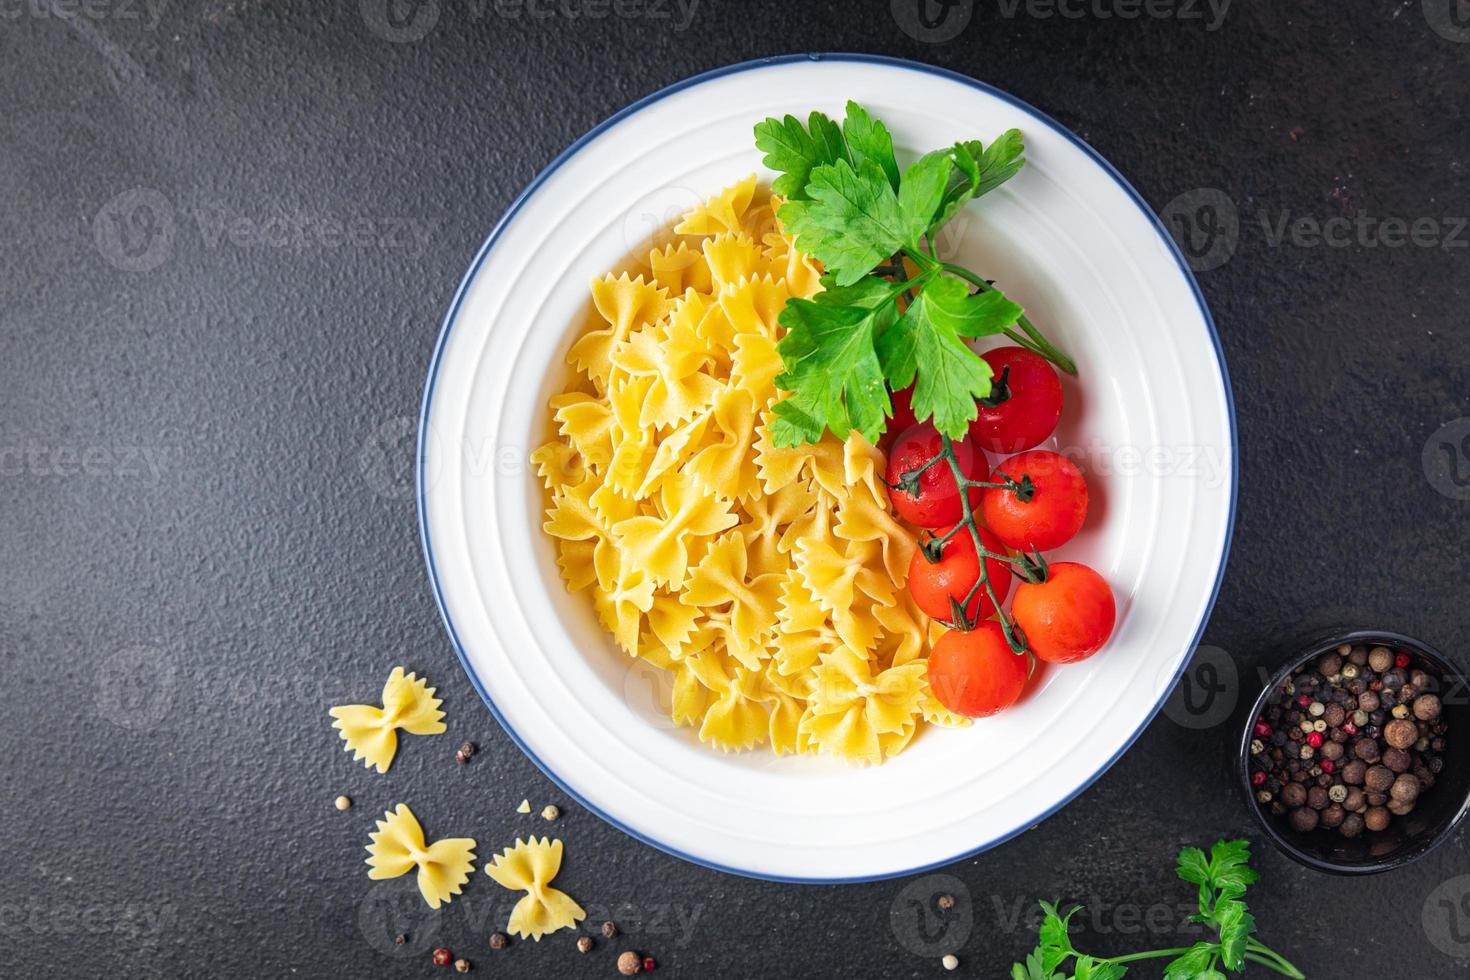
[932,131,1027,235]
[971,128,1028,197]
[778,158,906,286]
[1206,840,1258,902]
[898,150,955,247]
[753,111,850,200]
[1162,942,1218,980]
[769,296,891,446]
[877,276,1021,438]
[1074,956,1128,980]
[933,141,981,231]
[812,274,902,318]
[842,101,901,192]
[1175,847,1211,888]
[1214,899,1255,970]
[1035,902,1079,974]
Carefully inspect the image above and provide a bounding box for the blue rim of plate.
[417,52,1238,885]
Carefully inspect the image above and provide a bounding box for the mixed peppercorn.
[1250,643,1449,839]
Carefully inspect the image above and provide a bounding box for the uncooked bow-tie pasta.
[533,175,965,766]
[329,667,447,773]
[483,837,586,940]
[365,804,476,909]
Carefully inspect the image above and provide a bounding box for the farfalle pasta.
[329,667,446,773]
[365,804,476,909]
[483,837,586,940]
[536,176,965,765]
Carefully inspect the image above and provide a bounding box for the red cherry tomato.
[908,525,1012,623]
[1011,562,1116,663]
[980,450,1088,552]
[969,348,1063,454]
[884,423,989,528]
[882,386,919,449]
[927,621,1030,718]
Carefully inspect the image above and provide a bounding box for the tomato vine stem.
[898,434,1036,660]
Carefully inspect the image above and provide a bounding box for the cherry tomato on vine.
[968,347,1063,454]
[884,423,990,528]
[908,525,1012,623]
[927,621,1030,718]
[980,449,1088,552]
[1011,562,1116,664]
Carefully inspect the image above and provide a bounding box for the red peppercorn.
[643,956,657,972]
[1343,723,1357,735]
[1395,652,1411,669]
[1251,771,1267,786]
[1320,759,1335,774]
[1307,731,1324,748]
[432,949,453,966]
[1297,695,1312,708]
[1254,720,1272,738]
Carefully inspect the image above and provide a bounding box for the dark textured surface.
[3,2,1469,978]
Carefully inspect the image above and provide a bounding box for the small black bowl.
[1239,628,1470,875]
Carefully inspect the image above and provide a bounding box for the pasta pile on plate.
[534,176,968,765]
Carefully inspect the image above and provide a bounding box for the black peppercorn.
[1306,786,1329,810]
[1382,747,1412,773]
[1358,691,1380,712]
[1320,804,1346,830]
[1340,812,1365,838]
[601,921,619,940]
[1342,760,1367,785]
[1364,807,1391,832]
[1388,797,1416,816]
[489,933,509,951]
[1364,765,1395,793]
[1390,773,1421,803]
[1344,787,1367,812]
[1288,807,1319,832]
[1414,695,1442,722]
[1348,646,1369,666]
[1318,652,1343,676]
[1384,719,1418,750]
[1353,738,1380,763]
[1281,783,1307,808]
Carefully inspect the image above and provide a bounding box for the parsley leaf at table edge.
[755,102,1076,448]
[1011,839,1305,980]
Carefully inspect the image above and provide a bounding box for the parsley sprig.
[755,102,1076,448]
[1013,840,1305,980]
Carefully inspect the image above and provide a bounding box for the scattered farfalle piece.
[365,804,476,909]
[483,837,586,941]
[517,799,531,814]
[329,667,446,774]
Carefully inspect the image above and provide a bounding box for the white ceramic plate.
[419,54,1235,882]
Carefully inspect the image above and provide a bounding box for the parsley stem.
[938,261,1079,377]
[1099,948,1194,965]
[1245,940,1305,979]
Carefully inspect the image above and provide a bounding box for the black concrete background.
[4,1,1469,977]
